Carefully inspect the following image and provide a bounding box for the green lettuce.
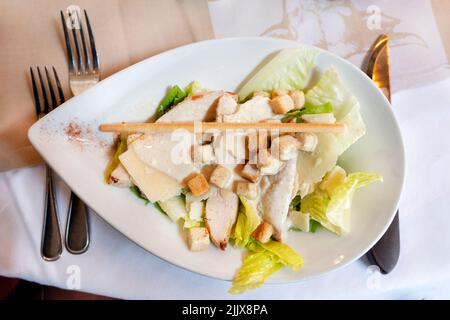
[249,240,304,271]
[104,134,127,183]
[159,196,187,223]
[230,196,303,294]
[301,172,383,235]
[229,252,283,294]
[130,185,150,205]
[230,239,303,294]
[185,80,203,96]
[289,219,321,233]
[237,47,318,101]
[283,102,334,122]
[289,195,302,211]
[233,197,261,247]
[129,186,169,218]
[183,218,204,229]
[297,67,366,187]
[153,201,168,216]
[155,85,187,119]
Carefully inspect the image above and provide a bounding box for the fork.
[60,9,100,95]
[30,66,65,261]
[59,8,100,254]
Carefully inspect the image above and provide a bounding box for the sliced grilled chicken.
[216,93,238,121]
[222,95,276,123]
[205,189,239,250]
[157,91,223,123]
[261,154,298,242]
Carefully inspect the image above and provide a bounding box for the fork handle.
[41,165,62,261]
[65,192,90,254]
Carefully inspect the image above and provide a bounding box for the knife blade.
[365,34,400,274]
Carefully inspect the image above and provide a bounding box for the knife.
[365,34,400,274]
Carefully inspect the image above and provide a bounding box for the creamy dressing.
[222,96,276,123]
[127,92,300,240]
[157,91,223,123]
[261,155,298,241]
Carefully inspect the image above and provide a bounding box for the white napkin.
[1,76,450,299]
[208,0,450,93]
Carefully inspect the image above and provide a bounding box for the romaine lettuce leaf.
[250,240,304,271]
[185,81,203,96]
[229,252,283,294]
[130,185,150,205]
[183,205,205,229]
[347,172,384,188]
[297,67,366,187]
[104,134,127,183]
[230,239,304,294]
[233,197,261,247]
[283,102,334,122]
[301,171,382,235]
[155,85,187,119]
[237,47,318,100]
[306,67,357,120]
[296,133,344,190]
[159,196,187,222]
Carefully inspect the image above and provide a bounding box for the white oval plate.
[29,37,405,283]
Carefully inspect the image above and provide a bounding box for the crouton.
[240,163,260,182]
[271,89,288,98]
[216,93,238,118]
[187,173,210,196]
[269,95,295,114]
[271,135,301,160]
[187,227,210,252]
[289,91,305,109]
[295,132,318,152]
[251,221,274,243]
[247,130,270,164]
[210,165,232,188]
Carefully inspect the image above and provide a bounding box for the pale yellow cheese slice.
[119,149,182,202]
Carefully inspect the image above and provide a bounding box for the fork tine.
[37,67,50,113]
[30,67,41,117]
[76,10,91,71]
[68,10,83,72]
[52,66,65,104]
[60,11,76,73]
[45,66,57,109]
[84,10,99,72]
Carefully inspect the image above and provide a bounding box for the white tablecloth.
[1,0,450,299]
